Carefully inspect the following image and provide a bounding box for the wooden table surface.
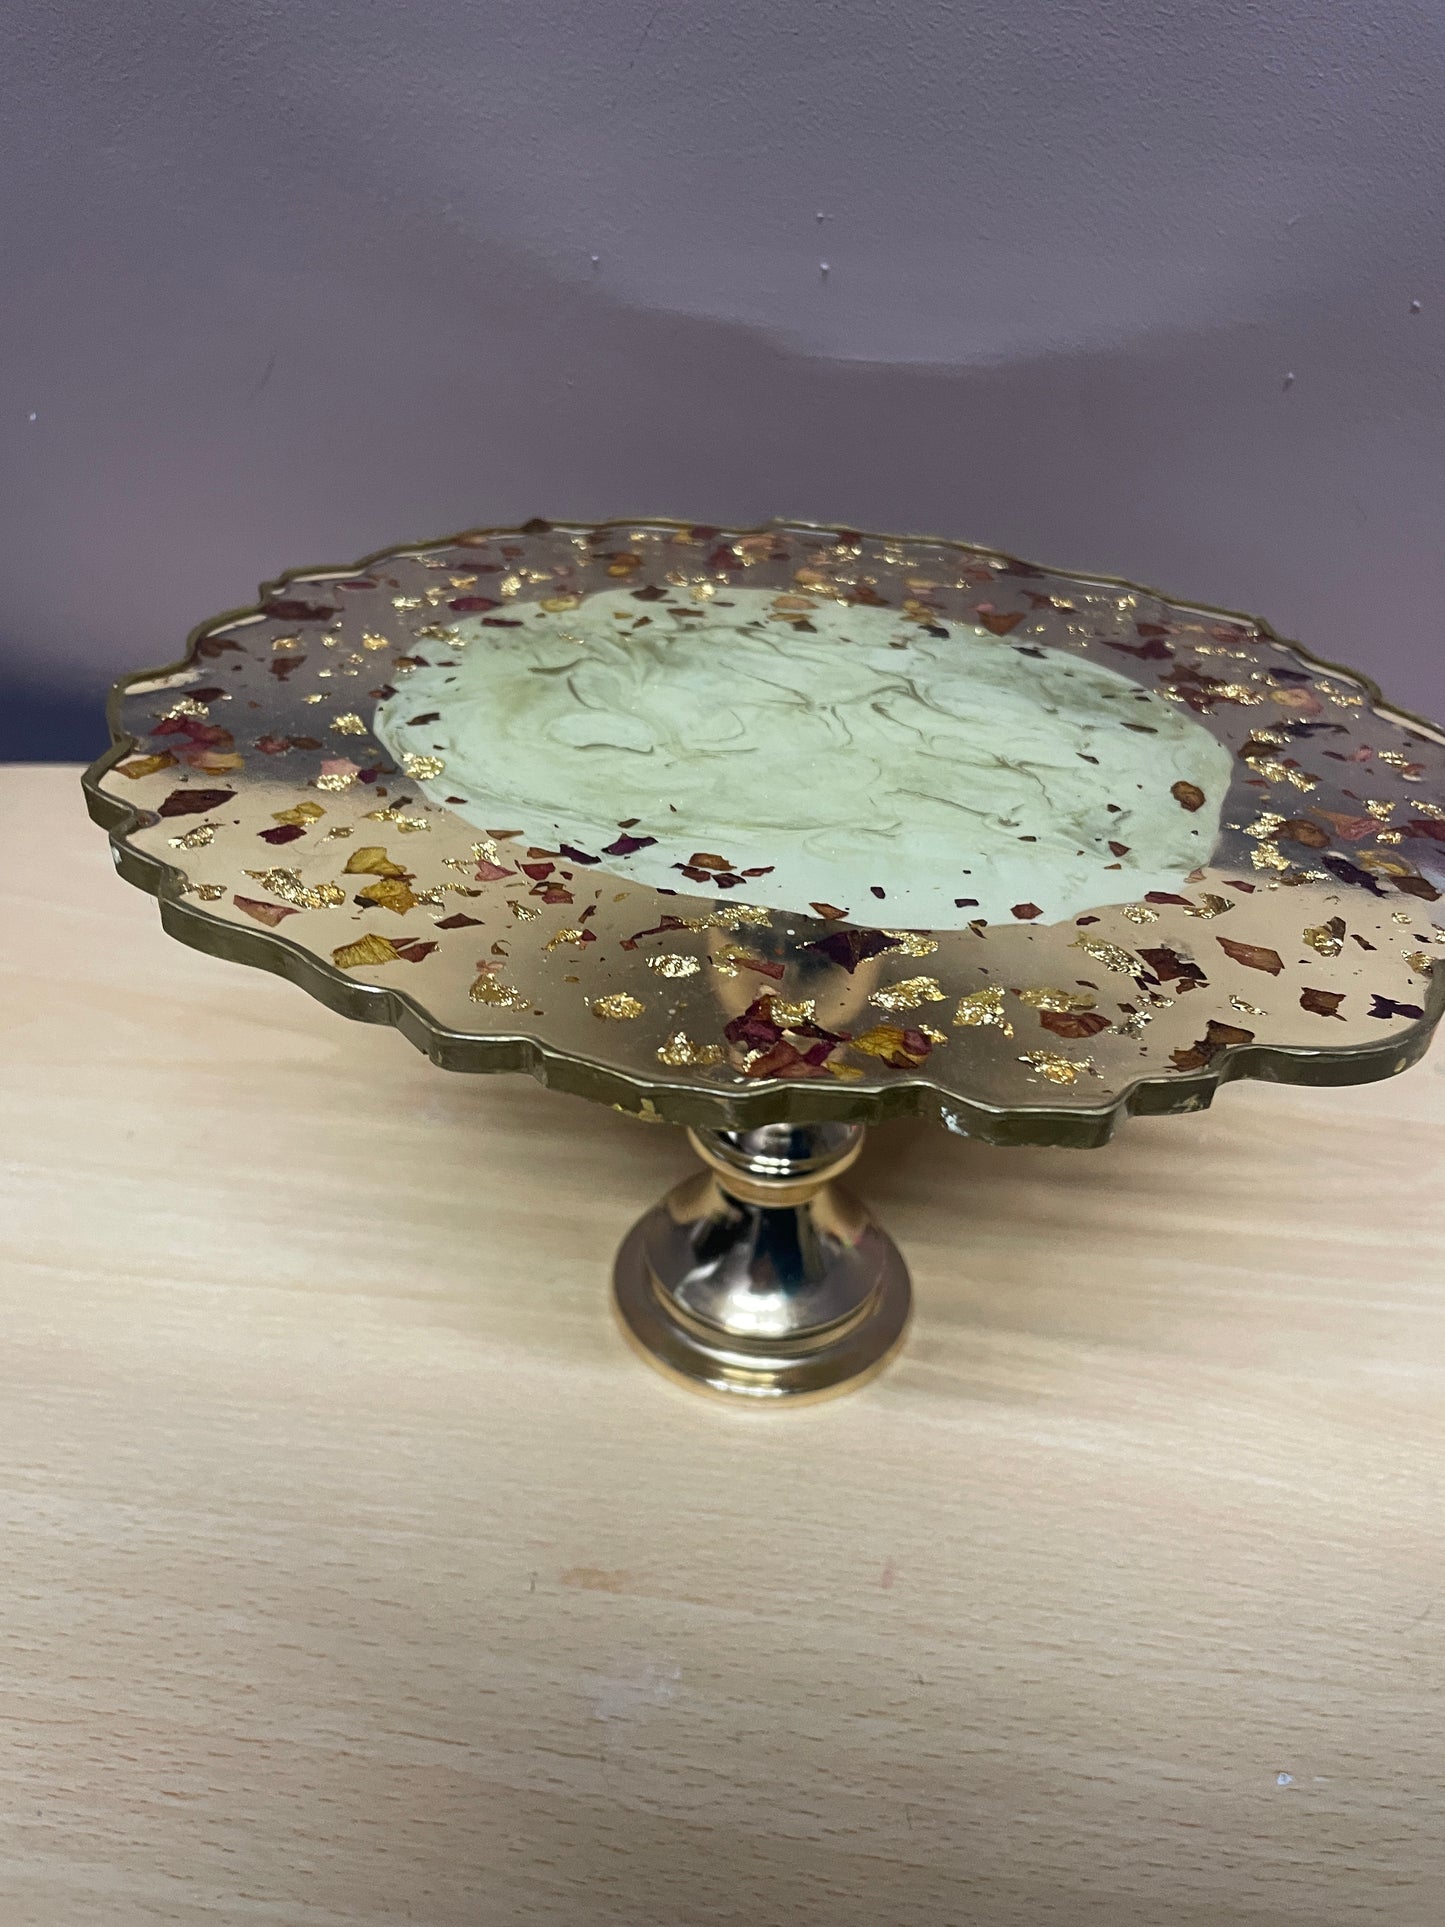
[6,762,1445,1926]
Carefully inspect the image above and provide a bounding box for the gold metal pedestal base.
[612,1123,911,1401]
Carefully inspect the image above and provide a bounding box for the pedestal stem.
[612,1121,911,1400]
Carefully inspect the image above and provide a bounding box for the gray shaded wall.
[5,0,1445,756]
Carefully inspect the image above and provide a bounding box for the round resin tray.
[85,519,1445,1148]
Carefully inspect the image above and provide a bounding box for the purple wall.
[6,0,1445,755]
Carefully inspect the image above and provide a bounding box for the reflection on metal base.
[613,1122,911,1401]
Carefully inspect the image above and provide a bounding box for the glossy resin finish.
[85,519,1445,1145]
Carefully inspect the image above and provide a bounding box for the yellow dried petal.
[356,876,418,914]
[117,752,176,779]
[342,845,409,878]
[333,933,400,968]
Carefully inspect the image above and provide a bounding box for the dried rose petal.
[1138,945,1209,987]
[1039,1010,1111,1039]
[1217,936,1284,975]
[234,893,299,927]
[157,787,236,817]
[802,928,899,973]
[262,597,337,621]
[1369,993,1425,1020]
[1300,987,1346,1018]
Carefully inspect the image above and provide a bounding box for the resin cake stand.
[84,519,1445,1400]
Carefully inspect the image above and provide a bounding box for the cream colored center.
[374,587,1230,927]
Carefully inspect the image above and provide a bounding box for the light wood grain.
[5,762,1445,1926]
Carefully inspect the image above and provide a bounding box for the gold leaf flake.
[712,944,768,977]
[545,927,587,951]
[469,973,527,1008]
[333,933,401,968]
[869,975,944,1011]
[1230,995,1266,1016]
[272,800,325,825]
[192,883,225,900]
[1415,800,1445,822]
[692,902,771,930]
[1244,811,1286,838]
[1121,904,1159,925]
[1186,894,1234,918]
[271,634,303,651]
[1252,759,1317,791]
[361,631,391,650]
[770,998,817,1027]
[1115,1010,1153,1036]
[592,992,644,1020]
[392,594,423,610]
[1365,799,1395,819]
[881,929,939,956]
[160,696,210,718]
[919,1025,949,1045]
[117,752,177,779]
[540,595,580,613]
[167,822,217,849]
[356,876,418,914]
[657,1031,724,1067]
[303,693,325,704]
[324,825,353,839]
[401,752,446,779]
[953,986,1013,1033]
[1303,920,1345,958]
[247,868,347,909]
[1377,829,1403,845]
[447,574,477,588]
[647,953,701,978]
[1251,841,1290,872]
[365,808,429,831]
[330,712,367,735]
[1016,987,1097,1013]
[1019,1050,1097,1085]
[1071,936,1137,973]
[1405,951,1434,975]
[509,900,540,921]
[499,574,522,597]
[1392,910,1413,924]
[316,770,357,791]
